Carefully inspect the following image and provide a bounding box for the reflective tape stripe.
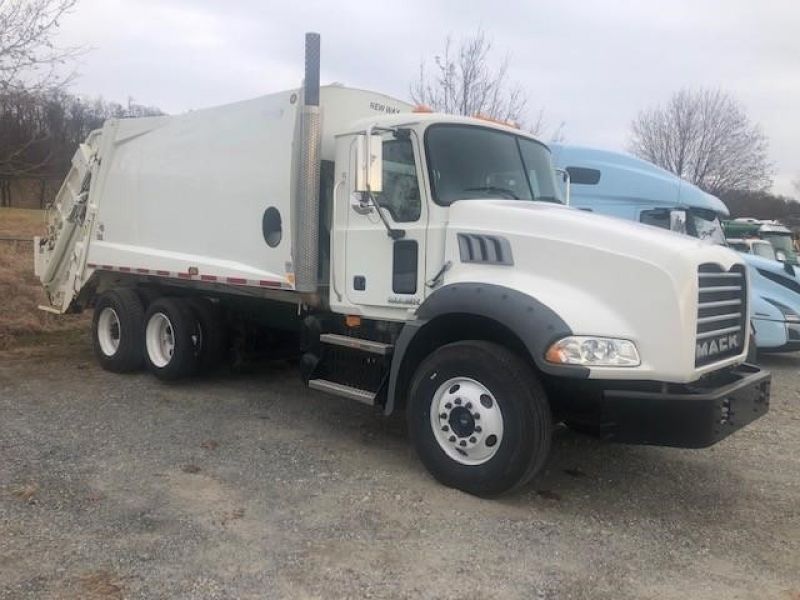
[84,264,287,289]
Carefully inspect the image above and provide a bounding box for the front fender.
[384,283,588,414]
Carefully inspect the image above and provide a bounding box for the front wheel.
[407,341,552,497]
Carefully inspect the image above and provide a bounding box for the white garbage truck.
[34,34,770,496]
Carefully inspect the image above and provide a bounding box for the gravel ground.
[1,337,799,600]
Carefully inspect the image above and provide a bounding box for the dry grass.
[10,482,38,504]
[0,207,48,238]
[75,570,124,599]
[0,208,88,351]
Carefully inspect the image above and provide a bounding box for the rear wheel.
[92,289,145,373]
[408,341,552,497]
[144,298,198,380]
[188,297,227,371]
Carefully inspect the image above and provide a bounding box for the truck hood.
[448,199,730,265]
[440,200,748,382]
[740,252,800,317]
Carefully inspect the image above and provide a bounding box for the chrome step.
[308,379,376,405]
[320,333,393,355]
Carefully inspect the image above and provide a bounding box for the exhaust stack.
[292,32,322,294]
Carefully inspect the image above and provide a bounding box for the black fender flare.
[384,282,588,414]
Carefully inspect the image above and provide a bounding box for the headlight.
[545,336,640,367]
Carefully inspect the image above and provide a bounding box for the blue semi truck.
[551,144,800,353]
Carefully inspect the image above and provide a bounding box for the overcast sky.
[55,0,800,196]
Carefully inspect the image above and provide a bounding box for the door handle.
[350,192,374,214]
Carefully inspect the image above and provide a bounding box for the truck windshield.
[640,207,726,245]
[761,232,798,265]
[425,124,562,206]
[688,210,726,245]
[752,242,777,260]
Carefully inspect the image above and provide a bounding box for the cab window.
[374,138,421,222]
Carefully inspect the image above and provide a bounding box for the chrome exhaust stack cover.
[292,32,322,294]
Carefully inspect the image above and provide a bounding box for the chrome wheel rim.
[429,377,504,466]
[97,307,121,357]
[146,312,175,368]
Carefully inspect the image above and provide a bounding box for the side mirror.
[355,134,383,193]
[776,250,787,262]
[670,210,687,234]
[555,168,570,205]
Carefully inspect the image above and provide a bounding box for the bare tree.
[411,30,534,130]
[629,88,773,194]
[0,0,81,205]
[0,0,81,92]
[0,89,164,207]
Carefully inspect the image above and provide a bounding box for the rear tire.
[92,289,145,373]
[143,298,198,381]
[188,297,227,371]
[407,341,552,497]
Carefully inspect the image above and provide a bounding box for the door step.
[320,333,393,355]
[308,378,376,405]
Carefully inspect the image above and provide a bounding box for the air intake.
[457,233,513,265]
[695,264,748,366]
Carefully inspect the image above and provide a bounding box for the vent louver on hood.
[457,233,513,265]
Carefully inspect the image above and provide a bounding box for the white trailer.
[34,34,770,496]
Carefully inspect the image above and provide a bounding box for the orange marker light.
[473,113,518,129]
[545,345,566,364]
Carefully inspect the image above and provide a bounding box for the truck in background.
[723,218,799,266]
[550,144,800,353]
[34,35,770,496]
[727,238,777,261]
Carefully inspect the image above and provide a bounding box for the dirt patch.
[75,570,124,599]
[9,483,38,504]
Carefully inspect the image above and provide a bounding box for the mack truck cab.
[34,35,770,496]
[551,144,800,354]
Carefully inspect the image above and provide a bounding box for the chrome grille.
[696,264,748,366]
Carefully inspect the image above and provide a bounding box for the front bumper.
[598,364,770,448]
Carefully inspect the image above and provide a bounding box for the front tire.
[407,341,552,497]
[144,298,198,381]
[92,289,145,373]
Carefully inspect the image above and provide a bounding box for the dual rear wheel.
[92,290,226,380]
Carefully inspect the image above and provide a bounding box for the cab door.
[344,133,428,314]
